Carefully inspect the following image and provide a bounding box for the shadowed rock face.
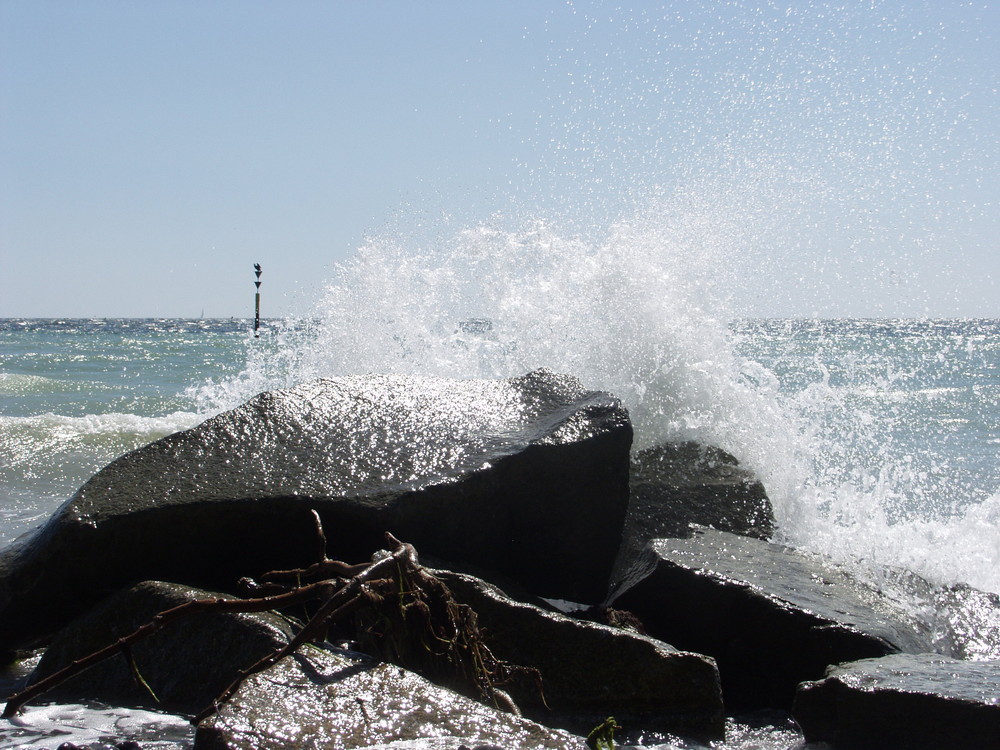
[433,568,725,741]
[30,581,296,714]
[793,653,1000,750]
[610,527,932,710]
[613,442,773,586]
[630,444,773,536]
[0,370,632,653]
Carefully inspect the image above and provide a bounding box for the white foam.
[1,411,203,440]
[189,208,998,604]
[786,487,1000,596]
[0,703,193,749]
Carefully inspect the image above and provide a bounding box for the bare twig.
[195,534,416,722]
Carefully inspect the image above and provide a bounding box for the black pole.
[253,263,262,336]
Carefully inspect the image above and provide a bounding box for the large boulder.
[609,527,931,710]
[615,442,772,583]
[433,568,725,740]
[24,581,296,715]
[793,653,1000,749]
[194,645,582,750]
[926,582,1000,660]
[0,370,632,653]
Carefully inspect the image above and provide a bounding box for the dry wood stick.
[260,510,372,584]
[193,590,366,723]
[195,534,415,722]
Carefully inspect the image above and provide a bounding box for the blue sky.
[1,1,997,318]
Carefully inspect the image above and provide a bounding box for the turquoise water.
[0,319,251,545]
[735,318,1000,518]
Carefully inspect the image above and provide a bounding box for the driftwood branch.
[254,509,372,587]
[195,535,417,722]
[2,521,537,723]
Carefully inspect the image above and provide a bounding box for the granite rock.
[194,645,582,750]
[27,580,296,714]
[434,568,725,740]
[610,527,931,710]
[793,653,1000,749]
[614,442,773,584]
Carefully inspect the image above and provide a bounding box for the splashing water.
[195,198,795,471]
[188,208,999,609]
[189,1,998,604]
[3,7,997,749]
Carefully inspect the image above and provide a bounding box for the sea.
[0,300,997,748]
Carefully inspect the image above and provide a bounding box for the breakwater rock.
[23,563,723,745]
[29,581,296,714]
[0,369,632,652]
[195,644,581,750]
[433,568,725,740]
[793,653,1000,749]
[614,442,773,584]
[610,526,932,710]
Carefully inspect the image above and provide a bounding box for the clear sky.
[1,1,997,319]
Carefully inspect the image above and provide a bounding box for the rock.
[629,443,773,538]
[609,527,931,710]
[433,568,725,741]
[928,582,1000,660]
[830,566,1000,661]
[614,443,773,584]
[27,581,296,714]
[194,644,582,750]
[792,653,1000,749]
[0,370,632,653]
[0,645,36,692]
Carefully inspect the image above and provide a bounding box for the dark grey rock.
[0,370,632,653]
[928,582,1000,660]
[433,568,725,741]
[615,442,773,584]
[793,653,1000,750]
[823,565,1000,662]
[28,580,296,714]
[609,527,931,710]
[194,645,581,750]
[630,443,773,538]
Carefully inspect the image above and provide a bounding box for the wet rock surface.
[433,568,725,740]
[194,645,582,750]
[792,653,1000,749]
[926,582,1000,660]
[29,581,296,715]
[609,526,931,710]
[0,369,632,652]
[614,442,773,584]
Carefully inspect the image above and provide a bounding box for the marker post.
[253,263,262,336]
